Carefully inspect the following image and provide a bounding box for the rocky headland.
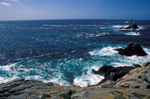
[0,43,150,99]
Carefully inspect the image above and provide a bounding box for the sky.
[0,0,150,20]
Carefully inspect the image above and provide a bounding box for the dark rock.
[92,65,114,75]
[46,82,54,86]
[9,84,33,93]
[142,62,150,67]
[41,94,51,99]
[120,23,139,30]
[133,64,141,68]
[0,92,11,97]
[92,65,136,85]
[0,88,11,93]
[68,90,76,96]
[13,91,24,95]
[114,43,147,56]
[0,97,7,99]
[125,23,139,30]
[59,90,76,99]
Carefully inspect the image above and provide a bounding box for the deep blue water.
[0,19,150,87]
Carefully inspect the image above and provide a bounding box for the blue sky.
[0,0,150,20]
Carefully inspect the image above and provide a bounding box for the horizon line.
[0,18,150,22]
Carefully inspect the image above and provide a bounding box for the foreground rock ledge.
[0,62,150,99]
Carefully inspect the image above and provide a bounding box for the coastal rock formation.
[92,65,137,85]
[0,62,150,98]
[120,23,139,30]
[114,42,148,56]
[115,62,150,89]
[96,62,150,90]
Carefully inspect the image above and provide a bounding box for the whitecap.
[137,26,145,30]
[124,21,129,23]
[89,46,118,56]
[125,32,141,36]
[0,63,17,71]
[73,66,104,87]
[113,25,128,28]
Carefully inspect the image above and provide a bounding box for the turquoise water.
[0,19,150,87]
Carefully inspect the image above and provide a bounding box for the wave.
[89,46,150,66]
[113,25,128,28]
[89,46,118,56]
[0,46,150,87]
[0,61,70,86]
[124,21,129,23]
[73,66,104,87]
[113,25,145,30]
[125,32,141,36]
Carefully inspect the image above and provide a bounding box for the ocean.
[0,19,150,87]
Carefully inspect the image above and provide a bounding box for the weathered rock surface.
[92,65,137,85]
[115,42,148,56]
[0,62,150,99]
[97,62,150,90]
[115,62,150,89]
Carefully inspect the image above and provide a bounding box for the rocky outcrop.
[92,65,138,85]
[115,42,148,56]
[0,78,150,99]
[96,62,150,90]
[0,79,55,99]
[115,62,150,89]
[0,62,150,99]
[120,23,139,30]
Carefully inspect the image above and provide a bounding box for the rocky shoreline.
[0,43,150,99]
[0,62,150,99]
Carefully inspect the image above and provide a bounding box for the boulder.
[120,23,139,30]
[92,65,136,85]
[125,23,139,30]
[114,43,148,56]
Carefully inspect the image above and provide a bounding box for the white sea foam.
[138,26,145,30]
[113,25,145,31]
[125,32,141,36]
[0,63,17,71]
[89,46,118,56]
[73,66,104,87]
[0,76,19,84]
[113,25,128,28]
[124,21,129,23]
[48,72,70,86]
[89,46,150,66]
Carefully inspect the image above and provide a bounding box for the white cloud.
[12,0,18,2]
[0,2,12,6]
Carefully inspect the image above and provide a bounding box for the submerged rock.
[114,42,148,56]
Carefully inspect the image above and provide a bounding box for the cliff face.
[0,62,150,99]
